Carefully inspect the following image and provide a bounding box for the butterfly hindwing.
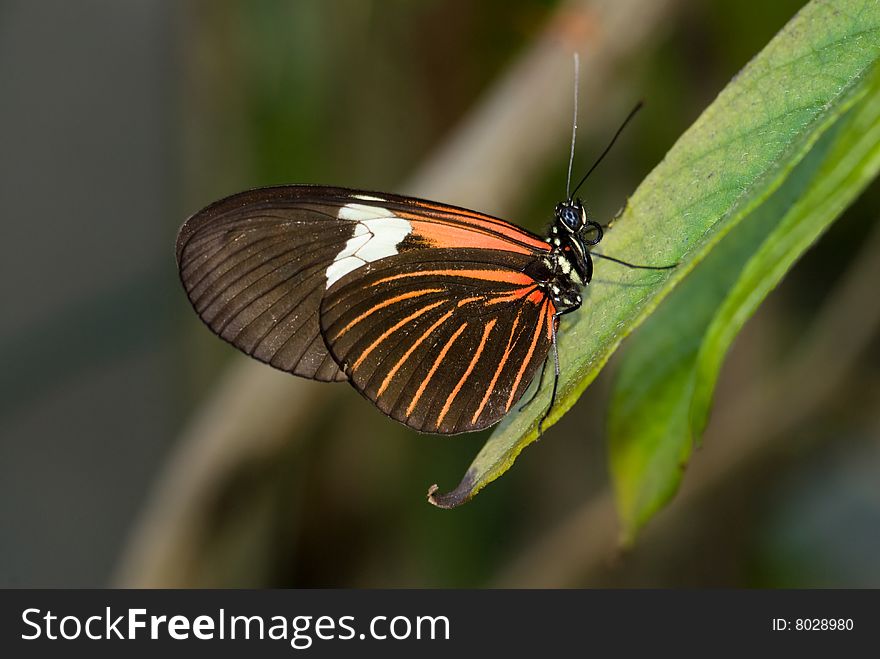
[320,249,556,433]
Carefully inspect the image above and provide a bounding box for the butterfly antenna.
[569,100,644,200]
[591,251,677,270]
[565,53,580,200]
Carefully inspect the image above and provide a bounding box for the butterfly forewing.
[176,188,361,381]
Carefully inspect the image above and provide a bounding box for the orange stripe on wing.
[526,289,547,305]
[436,318,497,429]
[406,321,469,418]
[352,300,445,371]
[375,268,534,287]
[407,219,542,255]
[334,288,444,339]
[471,310,523,426]
[402,204,549,251]
[485,285,540,306]
[505,301,549,412]
[376,308,455,398]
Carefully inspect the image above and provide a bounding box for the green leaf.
[428,0,880,508]
[609,62,880,540]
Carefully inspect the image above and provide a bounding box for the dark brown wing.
[176,185,552,386]
[320,248,556,434]
[176,187,355,381]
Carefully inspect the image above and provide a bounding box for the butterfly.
[176,102,671,435]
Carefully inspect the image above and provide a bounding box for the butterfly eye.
[559,206,580,231]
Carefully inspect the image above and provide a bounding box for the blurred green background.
[2,0,879,588]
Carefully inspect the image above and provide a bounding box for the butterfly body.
[177,185,601,434]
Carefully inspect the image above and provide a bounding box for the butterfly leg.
[519,355,550,412]
[533,257,582,436]
[537,313,563,437]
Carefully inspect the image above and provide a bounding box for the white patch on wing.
[326,203,412,287]
[353,194,384,202]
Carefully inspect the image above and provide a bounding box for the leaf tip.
[426,469,478,509]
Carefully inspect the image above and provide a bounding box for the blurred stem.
[493,212,880,588]
[115,0,686,587]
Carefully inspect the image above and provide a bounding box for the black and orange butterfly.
[176,103,670,435]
